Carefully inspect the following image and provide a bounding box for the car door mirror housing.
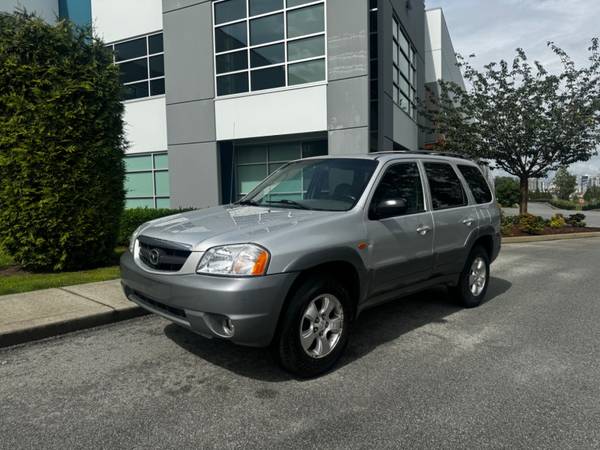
[374,198,407,219]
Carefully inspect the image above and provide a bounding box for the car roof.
[302,151,478,165]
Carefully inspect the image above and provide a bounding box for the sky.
[425,0,600,176]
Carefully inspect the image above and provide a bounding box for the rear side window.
[458,165,493,204]
[424,162,467,210]
[370,162,425,218]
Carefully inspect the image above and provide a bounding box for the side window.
[458,165,493,204]
[424,162,467,210]
[369,162,425,219]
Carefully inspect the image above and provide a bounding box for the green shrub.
[500,211,516,236]
[495,177,520,207]
[549,214,566,229]
[583,186,600,202]
[517,214,545,235]
[0,12,125,271]
[118,208,195,246]
[549,199,578,210]
[583,201,600,211]
[566,213,586,228]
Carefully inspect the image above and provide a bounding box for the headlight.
[197,244,270,276]
[129,225,144,253]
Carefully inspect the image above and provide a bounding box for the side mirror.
[374,198,407,219]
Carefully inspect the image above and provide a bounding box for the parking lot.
[1,238,600,449]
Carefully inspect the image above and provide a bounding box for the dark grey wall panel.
[327,76,368,130]
[163,0,210,14]
[166,99,216,145]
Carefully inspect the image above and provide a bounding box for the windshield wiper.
[264,199,309,210]
[237,200,261,207]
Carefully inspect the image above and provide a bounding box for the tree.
[425,40,600,214]
[0,12,125,271]
[584,185,600,202]
[494,177,520,207]
[553,167,577,200]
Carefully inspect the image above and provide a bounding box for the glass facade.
[235,140,327,198]
[392,17,417,119]
[213,0,327,97]
[124,153,170,208]
[106,33,165,101]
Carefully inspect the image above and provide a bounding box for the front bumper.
[120,251,298,347]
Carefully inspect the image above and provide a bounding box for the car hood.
[137,205,340,251]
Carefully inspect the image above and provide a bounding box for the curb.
[0,306,148,349]
[503,232,600,244]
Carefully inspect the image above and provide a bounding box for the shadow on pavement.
[164,276,512,382]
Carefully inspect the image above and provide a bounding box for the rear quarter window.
[458,165,493,204]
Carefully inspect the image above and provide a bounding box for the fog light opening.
[223,318,235,337]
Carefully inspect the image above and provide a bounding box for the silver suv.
[121,152,501,377]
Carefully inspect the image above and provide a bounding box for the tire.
[273,275,352,378]
[450,246,490,308]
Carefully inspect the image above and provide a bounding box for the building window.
[368,0,378,151]
[124,153,170,208]
[106,32,165,101]
[213,0,327,97]
[392,18,417,119]
[235,140,327,198]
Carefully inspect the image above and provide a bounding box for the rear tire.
[273,275,351,378]
[450,246,490,308]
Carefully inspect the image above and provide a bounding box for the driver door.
[365,161,435,298]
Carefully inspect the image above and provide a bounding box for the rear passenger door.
[366,162,434,297]
[423,161,478,277]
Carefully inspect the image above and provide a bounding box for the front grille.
[138,236,191,272]
[134,291,187,319]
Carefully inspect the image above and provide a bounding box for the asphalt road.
[2,239,600,449]
[503,202,600,227]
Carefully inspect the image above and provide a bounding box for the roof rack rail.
[371,150,472,161]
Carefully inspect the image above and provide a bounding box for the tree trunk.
[519,177,529,215]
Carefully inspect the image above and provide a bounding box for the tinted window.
[287,4,324,38]
[215,22,247,52]
[287,35,325,61]
[217,72,249,95]
[250,44,285,67]
[114,37,146,61]
[214,0,246,24]
[148,33,163,54]
[122,82,148,100]
[148,55,164,78]
[458,165,493,204]
[119,58,147,83]
[370,163,424,219]
[251,66,286,91]
[216,50,248,74]
[288,59,325,85]
[250,0,283,16]
[424,163,467,210]
[250,13,284,45]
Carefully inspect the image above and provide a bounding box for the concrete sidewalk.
[0,280,145,348]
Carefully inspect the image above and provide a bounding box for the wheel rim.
[299,294,344,359]
[468,256,487,296]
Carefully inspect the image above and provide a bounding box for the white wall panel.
[91,0,162,43]
[215,85,328,141]
[123,97,168,154]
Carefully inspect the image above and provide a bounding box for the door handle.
[416,225,432,235]
[462,218,476,227]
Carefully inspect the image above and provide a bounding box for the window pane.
[458,165,493,204]
[287,4,324,38]
[286,0,315,6]
[216,49,248,74]
[250,0,283,16]
[149,55,164,78]
[125,155,152,171]
[237,145,266,164]
[392,42,398,65]
[126,172,154,197]
[126,198,154,209]
[150,78,165,96]
[217,72,249,95]
[399,31,409,56]
[288,58,325,85]
[156,198,170,208]
[399,76,409,95]
[148,33,163,54]
[268,162,286,174]
[250,43,284,67]
[215,22,247,52]
[392,19,398,40]
[392,85,398,104]
[370,163,424,218]
[302,140,327,158]
[269,142,301,162]
[122,81,148,100]
[424,163,467,210]
[238,165,268,194]
[119,58,147,83]
[155,171,170,196]
[399,92,409,112]
[115,37,146,62]
[251,65,285,91]
[399,53,410,79]
[214,0,246,25]
[287,35,324,61]
[250,13,284,45]
[154,154,168,169]
[369,10,377,32]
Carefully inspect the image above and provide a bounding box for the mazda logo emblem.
[149,248,160,266]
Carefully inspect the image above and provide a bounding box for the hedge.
[118,208,195,246]
[549,199,578,210]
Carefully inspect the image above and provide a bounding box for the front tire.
[273,275,351,378]
[450,246,490,308]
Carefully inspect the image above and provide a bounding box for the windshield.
[238,158,379,212]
